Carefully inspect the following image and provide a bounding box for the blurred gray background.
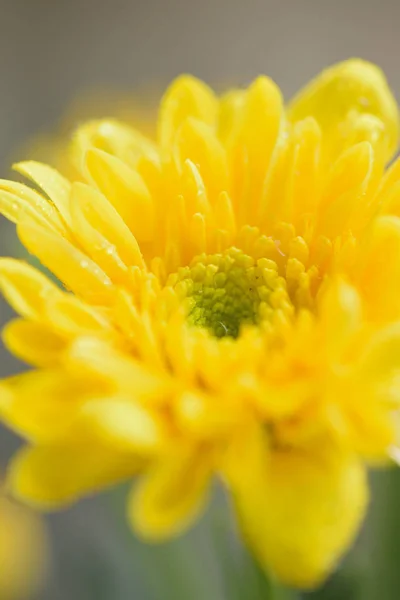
[1,1,400,599]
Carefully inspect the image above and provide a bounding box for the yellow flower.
[0,484,47,599]
[0,58,400,588]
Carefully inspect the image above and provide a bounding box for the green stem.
[251,559,298,600]
[358,468,400,600]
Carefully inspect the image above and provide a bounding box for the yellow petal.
[18,220,114,305]
[223,427,368,589]
[359,215,400,321]
[13,161,72,227]
[85,149,155,242]
[242,76,284,208]
[2,319,67,367]
[9,443,139,508]
[317,142,376,237]
[70,119,157,171]
[214,191,236,237]
[129,446,211,540]
[158,75,217,149]
[334,396,397,461]
[285,117,321,226]
[0,259,62,319]
[69,182,143,283]
[179,159,210,218]
[67,337,171,403]
[259,134,291,228]
[174,390,243,439]
[77,397,169,454]
[377,155,400,205]
[358,322,400,381]
[288,59,399,162]
[175,117,229,202]
[0,370,106,442]
[380,180,400,217]
[319,279,362,361]
[45,294,112,335]
[113,290,166,370]
[0,180,67,235]
[218,89,246,144]
[189,212,207,255]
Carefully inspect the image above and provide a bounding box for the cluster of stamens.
[168,248,295,339]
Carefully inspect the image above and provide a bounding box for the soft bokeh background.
[1,1,400,598]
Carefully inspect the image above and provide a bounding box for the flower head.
[0,59,400,588]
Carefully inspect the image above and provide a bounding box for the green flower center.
[170,248,293,338]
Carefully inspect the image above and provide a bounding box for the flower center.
[170,248,294,338]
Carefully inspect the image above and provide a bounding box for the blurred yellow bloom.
[19,87,157,181]
[0,485,47,599]
[0,59,400,588]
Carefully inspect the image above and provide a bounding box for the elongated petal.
[317,142,375,237]
[0,186,68,238]
[242,76,284,210]
[13,161,72,226]
[71,119,157,171]
[174,390,244,439]
[85,150,155,241]
[0,370,106,442]
[158,76,217,149]
[69,184,130,283]
[218,89,245,144]
[223,427,368,589]
[18,220,114,305]
[377,155,400,204]
[319,279,362,361]
[175,118,229,202]
[77,397,169,453]
[0,259,62,319]
[71,180,143,263]
[359,215,400,321]
[67,337,172,402]
[9,443,140,507]
[286,117,321,226]
[2,319,67,367]
[358,322,400,380]
[45,294,112,335]
[129,447,211,540]
[288,59,399,162]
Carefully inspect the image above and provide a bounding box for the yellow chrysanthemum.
[0,59,400,589]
